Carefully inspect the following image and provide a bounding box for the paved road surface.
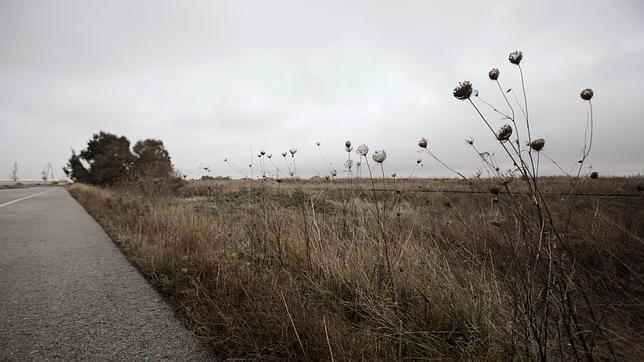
[0,187,209,360]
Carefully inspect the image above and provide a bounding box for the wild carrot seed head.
[509,50,523,65]
[453,81,473,100]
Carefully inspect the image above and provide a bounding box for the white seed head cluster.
[580,88,594,101]
[372,150,387,163]
[488,68,500,80]
[509,50,523,65]
[530,138,545,151]
[357,144,369,156]
[497,124,513,141]
[453,81,473,100]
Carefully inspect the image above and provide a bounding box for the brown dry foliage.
[69,176,644,360]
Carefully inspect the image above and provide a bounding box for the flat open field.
[70,176,644,360]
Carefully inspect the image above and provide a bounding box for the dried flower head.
[289,171,294,176]
[590,171,599,179]
[357,144,369,156]
[267,154,272,158]
[331,169,337,177]
[345,159,353,169]
[453,81,473,100]
[372,150,387,163]
[416,158,422,164]
[530,138,545,151]
[418,137,428,148]
[289,148,297,156]
[316,141,321,146]
[488,68,500,80]
[488,185,501,195]
[281,152,287,157]
[224,158,228,162]
[391,173,396,178]
[497,124,513,141]
[345,140,351,148]
[260,150,266,156]
[356,161,361,167]
[465,137,475,145]
[580,88,594,101]
[509,50,523,65]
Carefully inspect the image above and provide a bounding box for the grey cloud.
[1,0,643,180]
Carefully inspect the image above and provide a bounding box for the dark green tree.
[63,131,134,185]
[131,139,173,179]
[63,150,90,182]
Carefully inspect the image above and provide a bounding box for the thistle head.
[580,88,594,101]
[345,140,351,148]
[509,50,523,65]
[530,138,545,151]
[488,68,500,80]
[289,148,297,156]
[372,150,387,163]
[465,137,475,146]
[260,150,266,156]
[281,152,287,157]
[357,144,369,156]
[418,137,428,149]
[453,81,473,100]
[497,124,513,141]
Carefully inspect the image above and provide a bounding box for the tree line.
[64,131,180,188]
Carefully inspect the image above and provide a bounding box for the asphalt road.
[0,187,209,360]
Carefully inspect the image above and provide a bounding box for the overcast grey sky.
[1,0,643,180]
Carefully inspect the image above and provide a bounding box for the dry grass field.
[69,176,644,360]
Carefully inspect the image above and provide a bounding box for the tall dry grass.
[69,176,643,360]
